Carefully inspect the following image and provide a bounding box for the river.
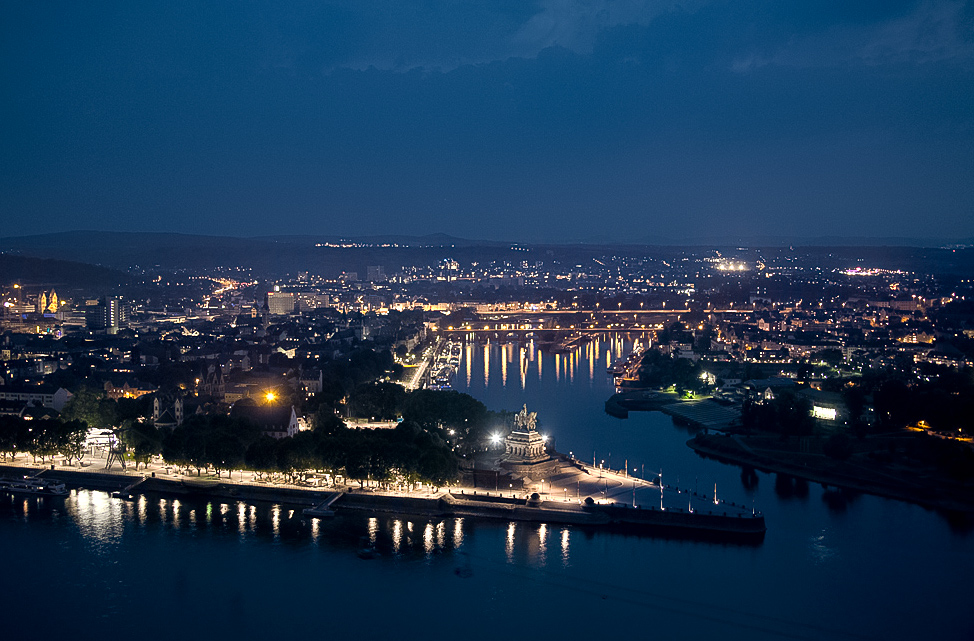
[2,333,971,640]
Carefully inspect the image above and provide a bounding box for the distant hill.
[2,231,973,279]
[0,231,536,277]
[0,254,130,289]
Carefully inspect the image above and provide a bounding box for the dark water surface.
[3,334,972,640]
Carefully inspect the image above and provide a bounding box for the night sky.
[3,1,973,243]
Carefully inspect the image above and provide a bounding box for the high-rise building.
[266,291,296,316]
[367,265,386,282]
[106,297,126,333]
[85,299,106,330]
[85,296,127,333]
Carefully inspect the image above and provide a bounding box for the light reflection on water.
[560,527,570,567]
[3,330,973,641]
[71,489,126,553]
[4,487,587,572]
[538,523,548,566]
[271,504,282,541]
[505,522,515,562]
[457,334,654,397]
[391,519,402,553]
[137,494,147,524]
[239,502,248,536]
[452,517,464,548]
[367,517,378,545]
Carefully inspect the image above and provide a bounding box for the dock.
[303,491,344,517]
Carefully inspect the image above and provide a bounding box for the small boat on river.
[0,477,69,496]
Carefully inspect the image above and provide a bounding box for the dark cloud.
[1,1,972,242]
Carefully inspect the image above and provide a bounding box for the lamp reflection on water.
[561,528,570,566]
[137,494,147,525]
[392,519,403,553]
[423,522,434,555]
[368,517,378,545]
[466,342,472,387]
[505,522,515,562]
[453,517,464,548]
[538,523,548,566]
[483,343,490,387]
[72,489,125,551]
[271,504,280,539]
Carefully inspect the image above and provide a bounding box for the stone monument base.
[500,457,561,481]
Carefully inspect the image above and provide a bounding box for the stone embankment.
[1,462,765,541]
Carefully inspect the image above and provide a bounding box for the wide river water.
[3,334,972,640]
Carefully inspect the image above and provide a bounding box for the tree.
[417,448,458,487]
[126,421,162,470]
[163,422,208,475]
[0,415,31,461]
[312,408,347,435]
[402,389,488,450]
[61,387,116,428]
[56,419,89,466]
[842,385,868,438]
[276,432,318,483]
[208,435,246,479]
[349,382,406,420]
[245,436,280,479]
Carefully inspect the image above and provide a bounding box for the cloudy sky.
[3,1,973,243]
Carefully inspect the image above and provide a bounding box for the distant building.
[106,297,126,334]
[84,296,127,333]
[266,291,296,316]
[230,401,300,439]
[198,364,226,399]
[153,396,204,429]
[0,384,73,411]
[103,379,157,400]
[367,265,386,282]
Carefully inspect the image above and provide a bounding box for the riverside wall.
[1,462,766,540]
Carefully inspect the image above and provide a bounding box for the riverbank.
[687,433,974,514]
[0,459,765,541]
[604,392,740,430]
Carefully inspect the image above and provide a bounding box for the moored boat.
[0,477,69,496]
